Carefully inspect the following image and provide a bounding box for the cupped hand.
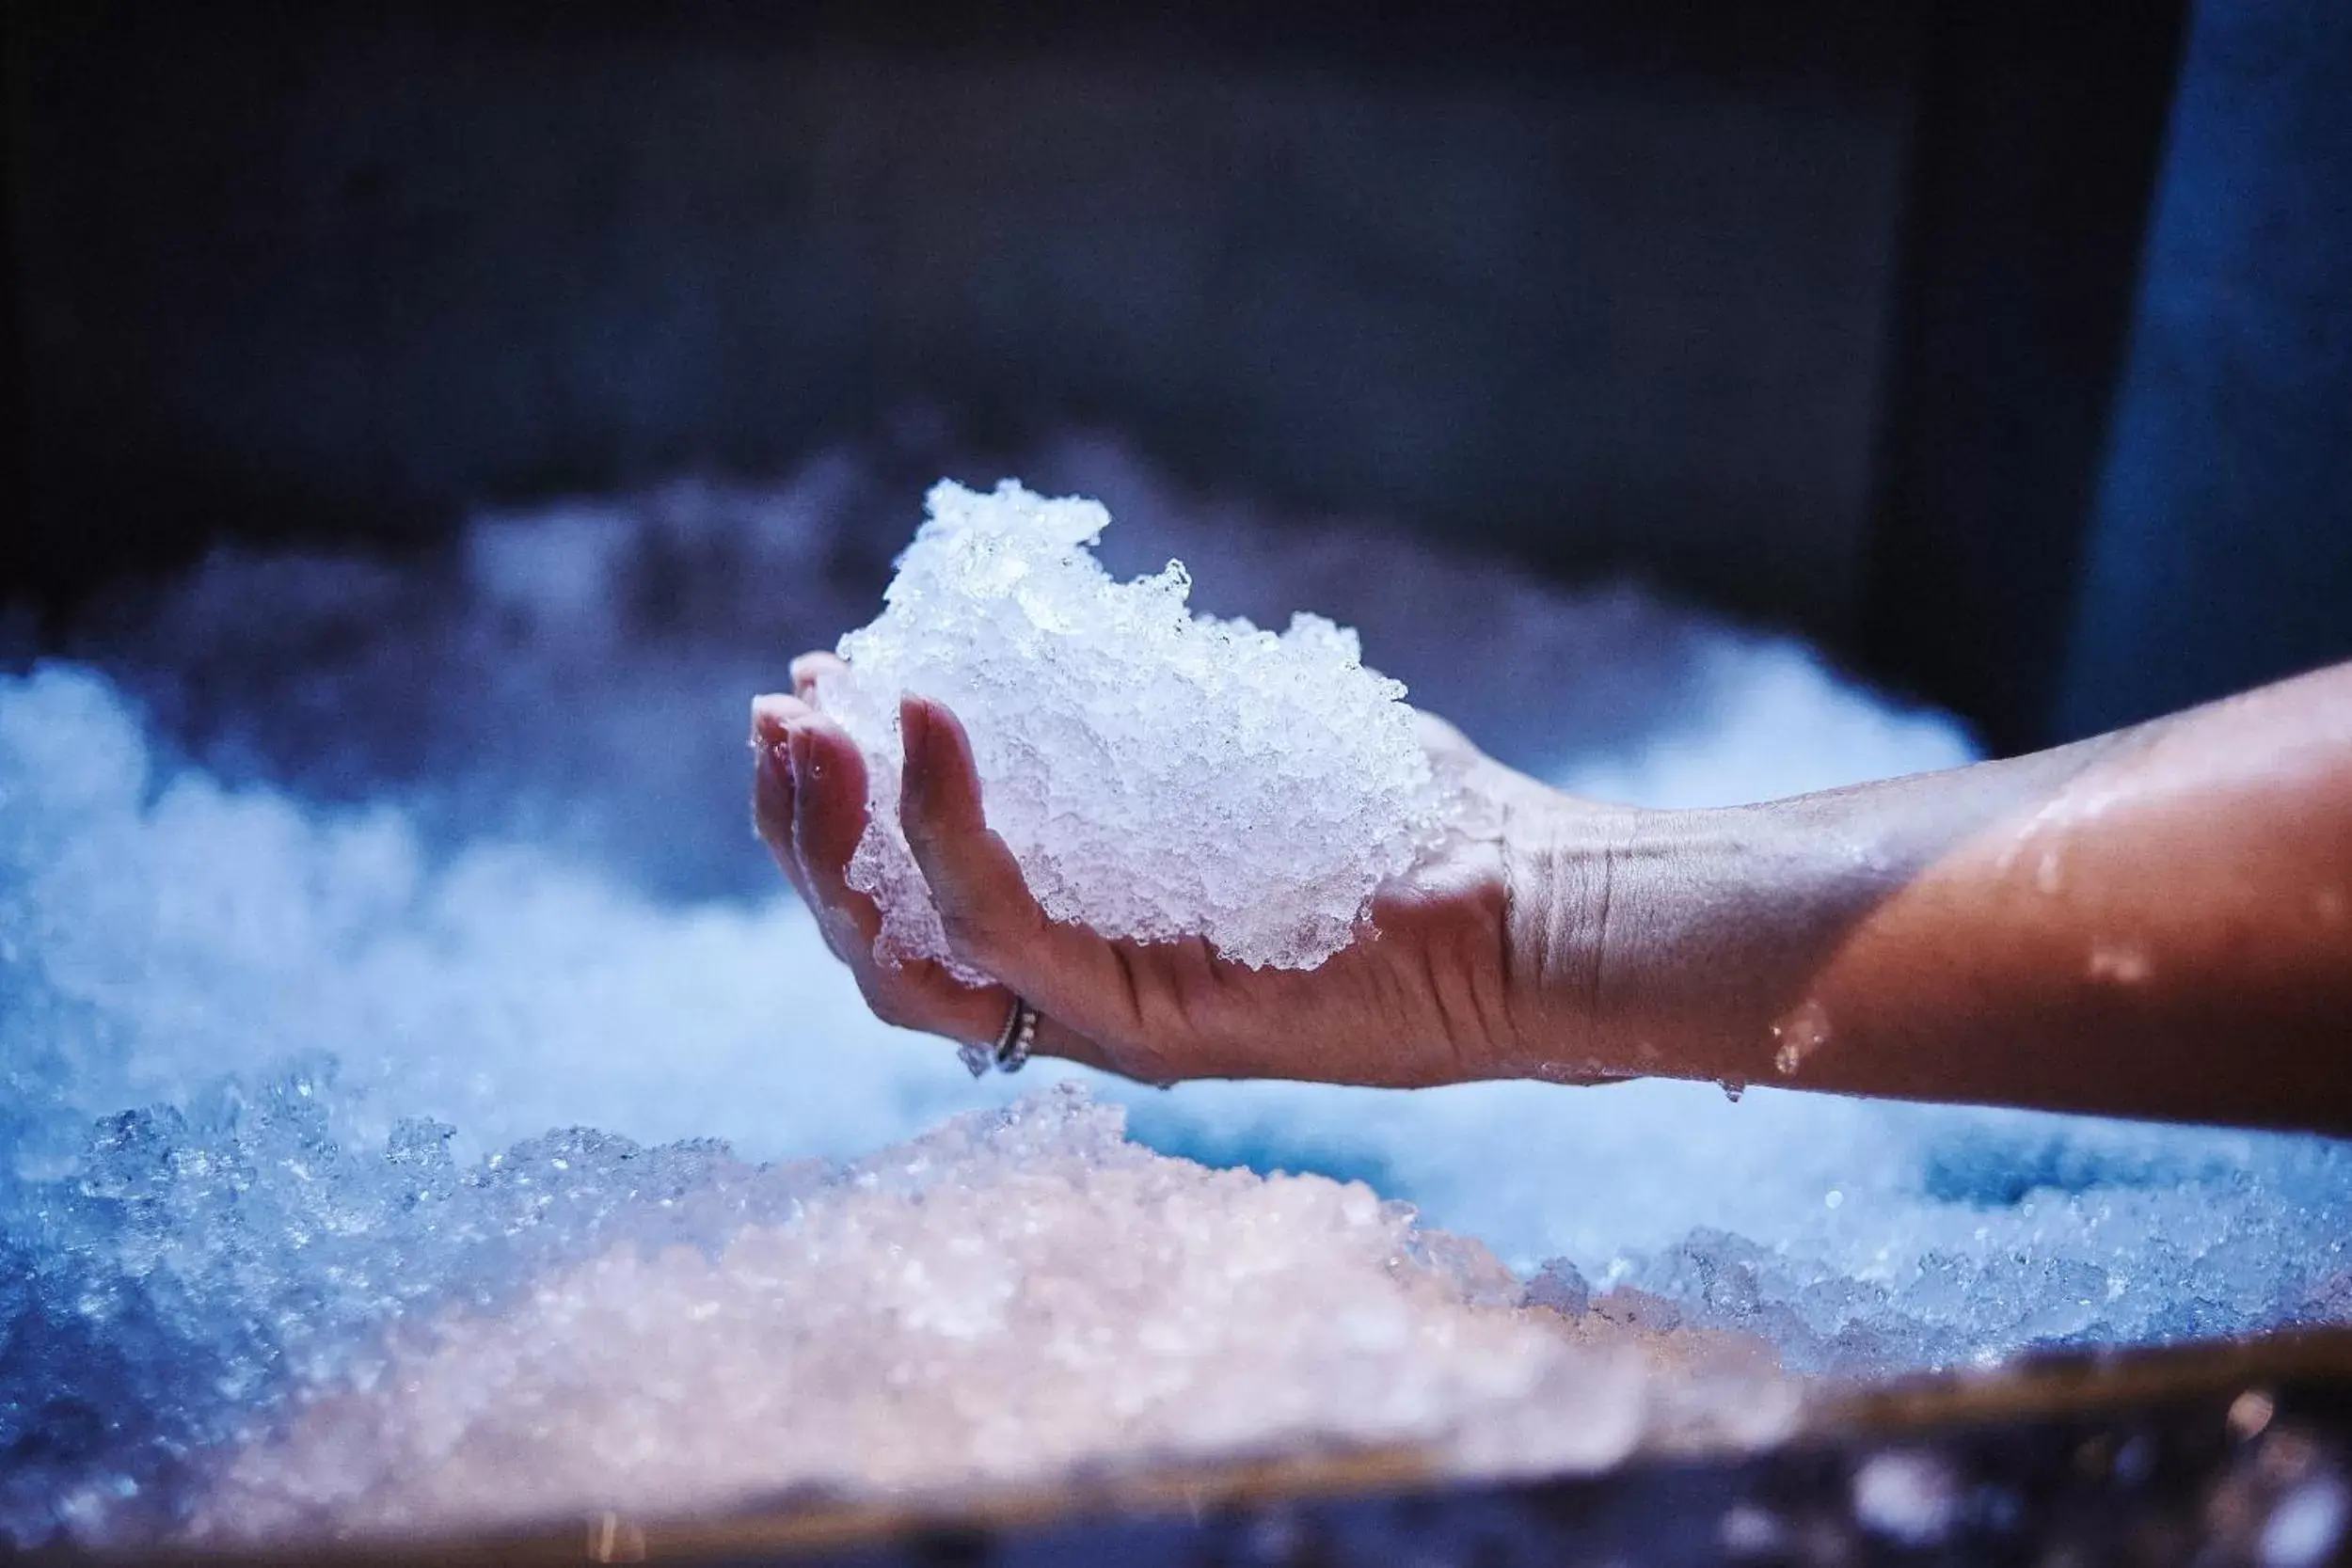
[752,652,1598,1088]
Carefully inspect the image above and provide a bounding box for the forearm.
[1503,664,2352,1133]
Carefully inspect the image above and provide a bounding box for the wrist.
[1497,796,1659,1081]
[1501,796,1842,1086]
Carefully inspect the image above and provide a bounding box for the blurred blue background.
[3,0,2346,747]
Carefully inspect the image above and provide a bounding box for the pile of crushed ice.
[4,432,2348,1549]
[812,479,1442,974]
[192,1085,1787,1543]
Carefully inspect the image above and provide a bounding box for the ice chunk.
[809,480,1446,975]
[0,1051,829,1548]
[193,1086,1791,1544]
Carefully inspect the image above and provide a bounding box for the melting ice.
[3,433,2348,1549]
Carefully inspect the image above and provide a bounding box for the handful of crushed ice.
[810,480,1448,974]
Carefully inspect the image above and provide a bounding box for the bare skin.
[753,655,2352,1136]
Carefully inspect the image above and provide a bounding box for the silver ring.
[993,994,1039,1074]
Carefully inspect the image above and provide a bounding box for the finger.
[752,735,809,894]
[910,972,1020,1053]
[753,689,811,745]
[897,695,1147,1045]
[930,992,1124,1081]
[750,694,815,893]
[1029,1012,1122,1077]
[904,984,1124,1079]
[927,986,1122,1074]
[769,700,1115,1072]
[787,716,885,960]
[791,651,848,701]
[787,715,980,1041]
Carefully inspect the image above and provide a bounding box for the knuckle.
[856,975,915,1031]
[933,900,1000,962]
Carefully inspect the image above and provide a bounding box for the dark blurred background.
[2,0,2345,752]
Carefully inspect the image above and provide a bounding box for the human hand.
[751,652,1611,1088]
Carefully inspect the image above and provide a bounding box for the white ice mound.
[196,1087,1790,1543]
[812,480,1446,975]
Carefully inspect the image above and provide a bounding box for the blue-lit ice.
[3,434,2347,1549]
[190,1085,1784,1542]
[813,479,1443,974]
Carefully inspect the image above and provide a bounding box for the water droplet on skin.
[1770,1000,1832,1077]
[2087,942,2152,984]
[2227,1388,2277,1440]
